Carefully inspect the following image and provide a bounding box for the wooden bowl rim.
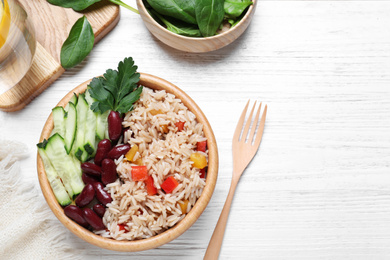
[136,0,257,41]
[37,72,219,252]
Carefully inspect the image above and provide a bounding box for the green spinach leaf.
[60,16,94,69]
[146,0,197,25]
[224,0,252,18]
[47,0,100,11]
[151,10,202,37]
[48,0,139,13]
[146,8,165,26]
[48,0,139,68]
[143,0,152,9]
[195,0,224,37]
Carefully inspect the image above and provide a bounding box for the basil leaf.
[151,10,202,37]
[224,0,252,18]
[47,0,101,11]
[146,0,197,25]
[60,16,94,69]
[195,0,225,37]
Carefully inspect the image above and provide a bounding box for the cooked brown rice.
[94,87,207,240]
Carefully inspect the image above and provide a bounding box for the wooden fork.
[204,100,267,260]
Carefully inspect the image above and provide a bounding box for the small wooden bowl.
[136,0,257,52]
[37,73,218,251]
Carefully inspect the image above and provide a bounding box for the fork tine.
[249,102,262,145]
[233,100,250,142]
[253,105,267,148]
[240,101,257,142]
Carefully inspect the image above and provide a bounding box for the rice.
[95,87,207,240]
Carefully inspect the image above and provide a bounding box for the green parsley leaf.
[116,86,143,113]
[88,57,142,114]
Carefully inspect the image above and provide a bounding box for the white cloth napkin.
[0,140,80,259]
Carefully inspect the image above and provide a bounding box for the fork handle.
[204,175,240,260]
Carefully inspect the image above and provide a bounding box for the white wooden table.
[1,1,390,259]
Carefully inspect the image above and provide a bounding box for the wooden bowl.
[136,0,257,52]
[37,73,219,251]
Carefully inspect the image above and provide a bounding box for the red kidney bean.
[108,111,122,141]
[101,158,117,185]
[82,172,99,184]
[75,183,95,208]
[64,205,88,228]
[94,139,112,166]
[107,144,130,160]
[93,182,112,206]
[81,162,101,177]
[82,208,105,231]
[93,204,106,218]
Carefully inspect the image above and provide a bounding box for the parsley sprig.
[88,57,143,114]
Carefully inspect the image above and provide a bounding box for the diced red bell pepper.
[145,175,157,196]
[118,224,128,232]
[131,166,148,181]
[175,121,185,131]
[199,168,206,179]
[197,141,207,152]
[161,176,179,194]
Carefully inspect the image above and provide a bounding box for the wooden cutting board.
[0,0,120,112]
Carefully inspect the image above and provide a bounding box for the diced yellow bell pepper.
[190,153,207,169]
[179,200,189,214]
[160,124,169,133]
[150,109,163,115]
[125,144,138,162]
[133,158,143,166]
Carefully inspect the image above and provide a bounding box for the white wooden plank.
[1,1,390,259]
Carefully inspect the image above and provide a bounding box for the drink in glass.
[0,0,36,93]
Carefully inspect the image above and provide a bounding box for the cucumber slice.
[84,91,98,155]
[38,148,72,206]
[74,94,89,162]
[84,89,95,107]
[65,93,78,111]
[44,134,75,197]
[52,106,66,137]
[96,110,109,141]
[45,133,84,196]
[85,89,109,141]
[69,93,78,106]
[64,102,77,154]
[104,124,110,140]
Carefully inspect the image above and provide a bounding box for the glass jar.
[0,0,36,93]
